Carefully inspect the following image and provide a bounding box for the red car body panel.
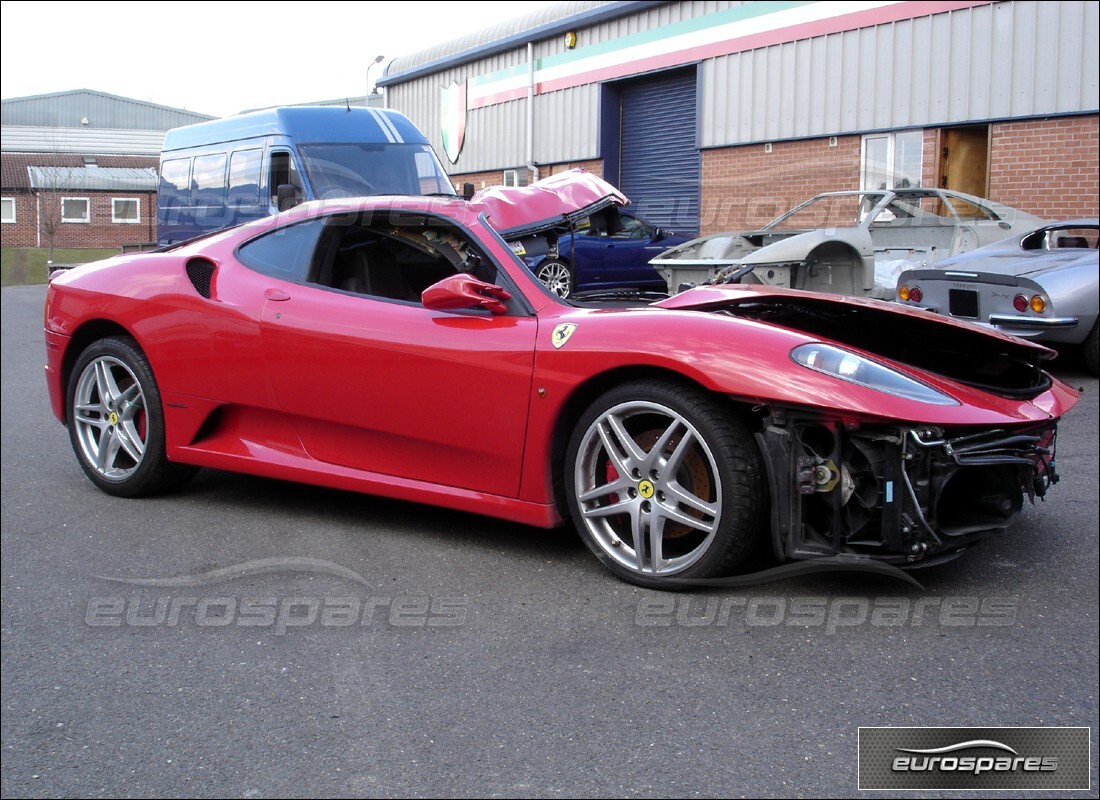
[44,193,1079,538]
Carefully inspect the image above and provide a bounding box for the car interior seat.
[1054,235,1089,249]
[333,247,371,294]
[364,245,417,301]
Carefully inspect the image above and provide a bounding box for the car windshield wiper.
[570,289,670,304]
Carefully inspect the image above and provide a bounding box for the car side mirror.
[652,227,665,242]
[462,182,475,201]
[422,274,511,315]
[276,183,304,211]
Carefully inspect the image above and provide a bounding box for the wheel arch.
[59,319,141,424]
[546,364,763,518]
[802,240,869,294]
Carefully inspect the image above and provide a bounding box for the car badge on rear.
[552,323,578,349]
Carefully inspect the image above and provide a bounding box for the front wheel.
[564,381,765,588]
[536,259,574,299]
[67,337,196,497]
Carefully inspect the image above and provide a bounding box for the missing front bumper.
[756,414,1059,564]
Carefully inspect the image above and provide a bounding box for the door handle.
[265,288,291,301]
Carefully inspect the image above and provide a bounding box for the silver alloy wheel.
[72,355,147,481]
[536,260,572,298]
[573,399,722,576]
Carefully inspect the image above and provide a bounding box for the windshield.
[298,143,456,199]
[768,193,885,231]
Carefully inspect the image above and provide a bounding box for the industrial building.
[1,89,212,250]
[379,0,1100,235]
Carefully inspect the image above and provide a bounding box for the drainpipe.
[526,42,539,184]
[35,191,41,248]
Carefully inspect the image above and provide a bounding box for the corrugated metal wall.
[0,126,167,155]
[386,0,1099,172]
[701,0,1100,146]
[1,90,213,131]
[387,2,725,172]
[389,39,599,173]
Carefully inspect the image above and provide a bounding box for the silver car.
[651,189,1044,299]
[897,219,1099,375]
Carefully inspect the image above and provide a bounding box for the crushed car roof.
[470,168,627,238]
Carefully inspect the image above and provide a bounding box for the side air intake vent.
[185,258,217,299]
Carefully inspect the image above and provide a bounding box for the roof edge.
[378,1,667,87]
[1,88,216,120]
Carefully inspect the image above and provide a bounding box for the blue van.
[156,106,455,245]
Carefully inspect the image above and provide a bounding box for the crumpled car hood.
[470,168,627,238]
[658,284,1057,398]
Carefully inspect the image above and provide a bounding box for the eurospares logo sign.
[858,727,1090,790]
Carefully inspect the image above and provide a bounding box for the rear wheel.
[565,380,765,588]
[67,337,197,497]
[536,259,573,299]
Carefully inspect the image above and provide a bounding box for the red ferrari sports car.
[44,172,1078,587]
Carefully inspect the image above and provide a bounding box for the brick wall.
[0,193,38,247]
[700,136,861,233]
[988,116,1099,220]
[1,190,157,250]
[699,115,1098,234]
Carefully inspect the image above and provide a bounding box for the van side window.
[192,154,227,205]
[228,149,262,206]
[270,151,303,207]
[237,218,326,281]
[159,158,191,208]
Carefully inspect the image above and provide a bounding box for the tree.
[33,165,67,264]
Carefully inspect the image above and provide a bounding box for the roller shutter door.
[619,70,700,235]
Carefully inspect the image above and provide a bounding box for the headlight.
[791,343,959,405]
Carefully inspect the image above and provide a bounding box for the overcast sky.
[0,0,563,118]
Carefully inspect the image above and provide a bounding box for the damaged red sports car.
[44,171,1078,588]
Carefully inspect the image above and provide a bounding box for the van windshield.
[298,143,456,199]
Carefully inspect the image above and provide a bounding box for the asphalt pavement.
[2,284,1097,798]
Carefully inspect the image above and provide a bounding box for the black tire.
[564,380,765,588]
[66,337,197,497]
[1083,321,1099,376]
[536,259,574,299]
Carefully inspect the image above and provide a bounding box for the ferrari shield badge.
[440,80,467,164]
[551,323,578,349]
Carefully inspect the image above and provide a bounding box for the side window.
[237,218,326,281]
[310,215,495,304]
[614,215,652,239]
[228,149,263,207]
[874,194,953,226]
[269,150,303,207]
[192,154,227,205]
[159,158,191,207]
[942,195,997,221]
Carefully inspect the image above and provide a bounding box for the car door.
[572,214,668,289]
[252,213,539,498]
[601,214,672,288]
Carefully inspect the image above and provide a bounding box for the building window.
[861,131,923,190]
[1,198,14,224]
[502,169,524,187]
[62,198,90,223]
[112,198,140,223]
